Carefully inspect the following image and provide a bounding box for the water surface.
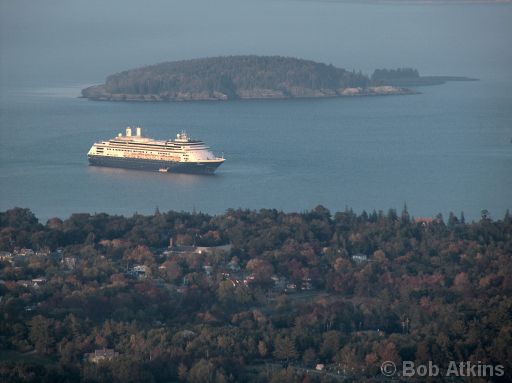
[0,1,511,221]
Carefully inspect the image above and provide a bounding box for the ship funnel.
[126,127,132,137]
[136,127,141,137]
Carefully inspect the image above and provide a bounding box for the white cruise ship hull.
[88,155,223,174]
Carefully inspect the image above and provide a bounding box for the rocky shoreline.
[81,84,416,102]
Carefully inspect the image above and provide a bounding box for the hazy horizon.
[1,0,512,88]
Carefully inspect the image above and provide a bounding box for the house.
[168,242,232,256]
[285,283,297,293]
[227,278,243,287]
[315,363,325,371]
[243,274,256,285]
[169,245,196,254]
[0,252,13,264]
[159,250,171,258]
[61,256,77,270]
[0,251,13,260]
[415,217,434,226]
[31,277,47,288]
[301,280,313,291]
[271,275,286,291]
[203,265,213,276]
[16,280,31,288]
[15,248,35,257]
[351,254,368,264]
[84,348,119,363]
[195,244,232,254]
[127,265,149,280]
[227,259,240,272]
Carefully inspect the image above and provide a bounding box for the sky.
[1,0,511,87]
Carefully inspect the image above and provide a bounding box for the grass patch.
[0,349,56,366]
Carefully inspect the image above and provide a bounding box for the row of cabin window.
[100,148,180,155]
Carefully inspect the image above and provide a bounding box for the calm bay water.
[1,1,511,221]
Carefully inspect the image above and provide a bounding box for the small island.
[371,67,477,87]
[81,56,414,102]
[81,56,475,102]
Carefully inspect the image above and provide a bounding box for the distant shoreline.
[80,85,418,102]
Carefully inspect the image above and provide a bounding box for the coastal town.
[1,207,510,381]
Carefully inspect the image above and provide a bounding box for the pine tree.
[273,336,299,363]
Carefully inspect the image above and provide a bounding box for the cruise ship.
[87,127,225,174]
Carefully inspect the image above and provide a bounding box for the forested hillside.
[1,207,511,382]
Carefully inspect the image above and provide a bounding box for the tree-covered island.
[81,56,419,102]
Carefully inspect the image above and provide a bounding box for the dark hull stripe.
[88,155,223,174]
